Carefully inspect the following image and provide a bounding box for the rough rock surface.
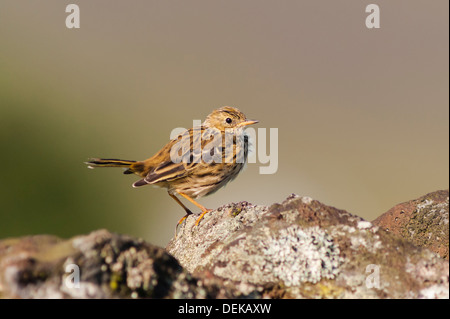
[167,195,449,298]
[0,230,229,298]
[372,190,449,260]
[0,191,448,299]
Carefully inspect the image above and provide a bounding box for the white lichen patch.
[349,230,382,253]
[169,204,269,273]
[357,221,372,230]
[258,225,342,286]
[417,199,434,210]
[415,197,448,222]
[418,284,449,299]
[435,197,449,225]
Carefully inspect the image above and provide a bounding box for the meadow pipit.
[86,106,258,228]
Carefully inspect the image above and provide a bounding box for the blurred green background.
[0,1,448,246]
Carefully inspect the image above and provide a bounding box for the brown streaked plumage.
[86,106,258,229]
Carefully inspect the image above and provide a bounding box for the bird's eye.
[226,118,232,124]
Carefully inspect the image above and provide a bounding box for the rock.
[372,190,449,260]
[167,194,449,298]
[0,230,229,298]
[1,192,448,299]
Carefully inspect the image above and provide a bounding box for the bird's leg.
[177,192,212,226]
[168,192,193,236]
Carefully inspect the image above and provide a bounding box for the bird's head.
[203,106,258,131]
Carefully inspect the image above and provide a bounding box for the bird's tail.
[85,158,144,175]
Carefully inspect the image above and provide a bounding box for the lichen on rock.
[258,225,342,286]
[0,230,228,298]
[167,193,449,299]
[373,190,449,260]
[0,191,448,299]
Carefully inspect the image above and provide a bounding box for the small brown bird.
[86,106,258,228]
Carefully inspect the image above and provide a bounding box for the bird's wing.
[132,126,242,188]
[133,160,190,187]
[132,128,201,187]
[150,160,189,183]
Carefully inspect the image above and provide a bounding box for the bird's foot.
[195,209,213,226]
[174,211,192,237]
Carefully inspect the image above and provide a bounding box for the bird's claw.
[195,209,213,226]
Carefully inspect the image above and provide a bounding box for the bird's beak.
[238,119,259,127]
